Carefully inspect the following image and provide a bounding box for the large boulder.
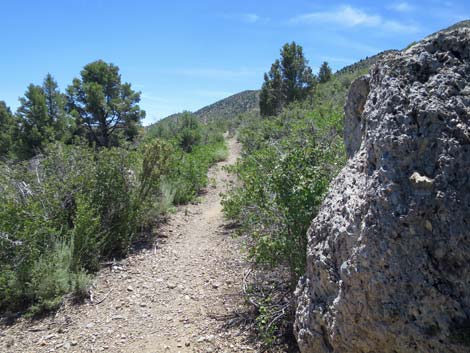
[294,28,470,353]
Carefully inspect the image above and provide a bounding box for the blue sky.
[0,1,468,125]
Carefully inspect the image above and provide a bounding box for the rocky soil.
[0,138,270,353]
[295,28,470,353]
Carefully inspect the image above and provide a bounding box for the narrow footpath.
[1,138,262,353]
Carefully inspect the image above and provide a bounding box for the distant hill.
[148,90,259,130]
[334,50,398,77]
[193,90,259,123]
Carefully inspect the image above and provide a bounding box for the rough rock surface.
[295,28,470,353]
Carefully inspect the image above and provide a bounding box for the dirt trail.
[1,138,260,352]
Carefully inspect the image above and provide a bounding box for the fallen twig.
[92,289,113,305]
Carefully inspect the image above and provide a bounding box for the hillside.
[149,90,259,129]
[334,50,398,77]
[193,90,260,123]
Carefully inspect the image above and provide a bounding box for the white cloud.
[220,13,269,24]
[382,19,419,33]
[241,13,260,23]
[290,5,380,27]
[289,5,419,33]
[389,2,414,12]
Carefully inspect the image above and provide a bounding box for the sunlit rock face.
[294,28,470,353]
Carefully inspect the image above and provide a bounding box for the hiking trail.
[1,138,263,353]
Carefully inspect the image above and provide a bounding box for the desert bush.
[169,141,227,204]
[223,87,346,281]
[0,139,175,314]
[0,115,227,315]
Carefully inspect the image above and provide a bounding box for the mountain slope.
[334,50,398,77]
[194,90,259,123]
[148,90,259,131]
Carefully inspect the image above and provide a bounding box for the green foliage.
[145,90,260,134]
[42,74,73,143]
[0,97,228,317]
[0,101,16,158]
[223,103,345,280]
[177,112,202,152]
[223,72,360,282]
[260,42,316,117]
[223,68,366,347]
[14,75,74,160]
[318,61,332,83]
[169,141,227,204]
[66,60,145,147]
[0,138,176,314]
[0,57,231,317]
[144,110,228,205]
[256,300,278,345]
[16,84,52,158]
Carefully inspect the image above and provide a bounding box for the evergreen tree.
[0,101,16,157]
[16,84,53,158]
[178,112,201,152]
[260,42,315,116]
[259,60,284,117]
[42,74,71,141]
[66,60,145,147]
[318,61,332,83]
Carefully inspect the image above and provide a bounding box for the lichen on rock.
[294,28,470,353]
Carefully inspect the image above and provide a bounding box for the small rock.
[425,220,433,232]
[409,172,434,188]
[127,286,134,292]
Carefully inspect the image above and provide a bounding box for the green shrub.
[169,141,227,204]
[223,89,346,282]
[0,139,178,315]
[0,115,228,316]
[71,196,101,272]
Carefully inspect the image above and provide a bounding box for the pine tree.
[260,42,315,116]
[318,61,332,83]
[16,84,52,158]
[259,60,284,116]
[66,60,145,147]
[42,74,71,142]
[0,101,16,157]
